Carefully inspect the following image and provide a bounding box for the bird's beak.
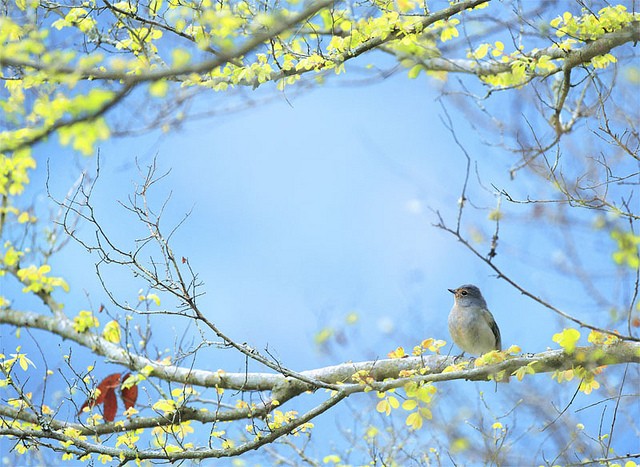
[447,288,455,294]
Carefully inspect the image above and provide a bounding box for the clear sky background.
[38,74,551,366]
[2,9,638,462]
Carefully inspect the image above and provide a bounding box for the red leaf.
[78,373,122,416]
[120,373,139,410]
[94,373,121,403]
[103,385,118,422]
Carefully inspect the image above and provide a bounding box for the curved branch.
[394,22,640,79]
[0,0,335,83]
[0,83,133,154]
[0,308,281,390]
[0,389,349,462]
[1,307,638,390]
[0,339,637,452]
[0,0,490,87]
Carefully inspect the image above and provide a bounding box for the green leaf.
[149,0,162,16]
[407,64,422,79]
[102,320,121,343]
[405,411,423,430]
[402,399,417,411]
[552,328,581,353]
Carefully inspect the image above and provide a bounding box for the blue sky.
[38,74,544,366]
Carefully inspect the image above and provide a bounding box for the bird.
[447,284,502,356]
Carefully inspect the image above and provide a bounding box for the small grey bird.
[448,284,502,356]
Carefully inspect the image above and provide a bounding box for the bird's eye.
[461,290,467,295]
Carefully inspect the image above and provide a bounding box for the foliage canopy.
[1,0,639,465]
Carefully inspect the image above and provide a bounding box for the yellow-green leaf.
[149,80,168,98]
[73,310,100,333]
[406,411,423,430]
[376,399,390,415]
[102,320,121,343]
[408,64,422,79]
[153,399,177,413]
[552,328,581,353]
[401,399,417,411]
[149,0,162,16]
[473,43,490,59]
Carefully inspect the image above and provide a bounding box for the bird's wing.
[483,309,502,350]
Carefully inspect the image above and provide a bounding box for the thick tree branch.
[0,388,349,462]
[0,0,335,83]
[0,308,281,390]
[2,301,637,461]
[0,0,490,87]
[0,335,637,443]
[1,307,637,391]
[392,22,640,78]
[0,83,133,154]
